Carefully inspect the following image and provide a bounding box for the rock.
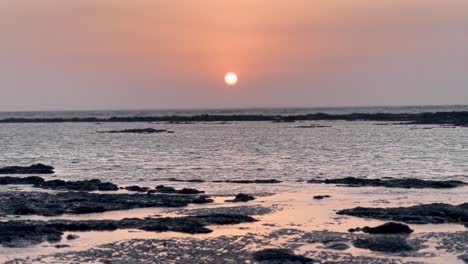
[0,164,54,174]
[192,195,214,204]
[313,195,331,200]
[0,214,257,247]
[225,193,255,203]
[177,188,204,194]
[324,242,350,251]
[314,177,466,189]
[155,185,177,193]
[252,248,312,263]
[353,235,414,253]
[97,128,173,134]
[226,179,282,184]
[0,176,45,185]
[459,254,468,263]
[124,186,150,192]
[54,244,71,248]
[66,234,80,240]
[35,179,118,192]
[0,191,211,216]
[337,203,468,225]
[362,222,414,235]
[166,178,205,183]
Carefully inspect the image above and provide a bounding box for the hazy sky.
[1,0,468,111]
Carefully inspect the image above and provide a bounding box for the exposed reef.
[252,248,312,263]
[337,203,468,226]
[0,214,257,247]
[225,193,256,203]
[163,178,282,184]
[2,111,467,127]
[308,177,466,189]
[0,164,54,174]
[97,128,174,134]
[36,179,119,191]
[349,222,414,235]
[0,191,212,216]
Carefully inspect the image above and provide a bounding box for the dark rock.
[0,191,211,216]
[227,179,282,184]
[313,195,331,200]
[353,235,414,253]
[252,248,312,263]
[54,244,71,248]
[459,254,468,263]
[0,176,45,185]
[362,222,414,235]
[124,186,150,192]
[225,193,255,203]
[324,242,350,251]
[177,188,204,194]
[35,179,118,192]
[192,195,214,204]
[166,178,205,183]
[0,164,54,174]
[0,214,256,247]
[97,128,173,134]
[66,234,80,240]
[313,177,466,189]
[337,203,468,225]
[155,185,177,193]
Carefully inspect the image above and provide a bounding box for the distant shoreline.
[0,111,467,127]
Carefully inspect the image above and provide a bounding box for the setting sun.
[224,72,238,86]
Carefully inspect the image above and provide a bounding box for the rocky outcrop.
[0,164,54,174]
[252,249,312,263]
[338,203,468,226]
[36,179,119,191]
[0,214,257,247]
[0,191,212,216]
[309,177,466,189]
[225,193,256,203]
[97,128,174,134]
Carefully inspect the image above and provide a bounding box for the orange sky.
[1,0,468,110]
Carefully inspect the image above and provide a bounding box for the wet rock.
[0,191,210,216]
[0,176,45,185]
[192,195,214,204]
[353,235,414,253]
[36,179,119,191]
[66,234,80,240]
[226,179,282,184]
[97,128,173,134]
[459,254,468,263]
[324,242,350,251]
[0,214,256,247]
[225,193,255,203]
[54,244,71,248]
[296,125,331,128]
[337,203,468,225]
[252,248,312,263]
[313,195,331,200]
[166,178,205,183]
[155,185,177,193]
[177,188,204,194]
[362,222,414,235]
[314,177,466,189]
[0,164,54,174]
[124,186,150,192]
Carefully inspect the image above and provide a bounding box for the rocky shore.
[1,111,467,127]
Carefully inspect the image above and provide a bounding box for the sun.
[224,72,238,86]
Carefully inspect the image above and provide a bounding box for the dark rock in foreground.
[124,186,150,192]
[311,177,466,189]
[360,222,414,235]
[0,164,54,174]
[338,203,468,226]
[252,248,312,263]
[225,193,256,203]
[154,185,205,194]
[353,235,414,253]
[164,178,282,184]
[36,179,119,191]
[0,214,256,247]
[313,195,331,200]
[0,191,211,216]
[0,176,45,185]
[97,128,174,134]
